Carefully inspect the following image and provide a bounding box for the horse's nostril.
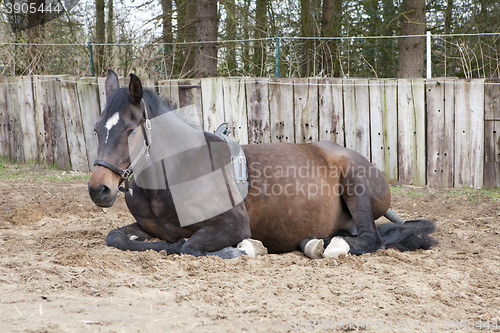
[100,184,111,196]
[88,183,113,204]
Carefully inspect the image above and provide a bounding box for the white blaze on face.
[104,112,120,143]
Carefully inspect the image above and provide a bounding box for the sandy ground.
[1,164,500,332]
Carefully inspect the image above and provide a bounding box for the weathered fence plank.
[33,75,49,164]
[318,78,344,146]
[294,78,318,144]
[178,79,203,129]
[223,78,248,144]
[398,79,426,186]
[201,77,224,133]
[6,77,23,162]
[34,76,71,169]
[17,77,37,162]
[50,77,71,170]
[484,79,500,188]
[442,79,456,188]
[158,80,180,108]
[97,77,107,112]
[426,79,444,188]
[246,78,271,144]
[269,78,295,143]
[0,77,10,158]
[468,79,485,189]
[455,79,485,188]
[344,79,370,160]
[77,78,101,170]
[60,78,89,171]
[369,80,398,183]
[426,79,455,189]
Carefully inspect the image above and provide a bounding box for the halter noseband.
[93,100,151,193]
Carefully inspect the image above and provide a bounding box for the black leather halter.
[93,158,134,192]
[93,101,151,193]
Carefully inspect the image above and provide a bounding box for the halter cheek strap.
[93,100,152,193]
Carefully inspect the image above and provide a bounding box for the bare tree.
[397,0,426,78]
[26,0,46,74]
[195,0,218,77]
[321,0,341,77]
[301,0,313,77]
[253,0,267,76]
[106,0,114,69]
[95,0,106,75]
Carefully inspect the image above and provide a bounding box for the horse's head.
[88,69,145,207]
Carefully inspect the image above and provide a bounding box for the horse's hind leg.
[325,192,385,256]
[301,191,385,258]
[299,229,355,259]
[106,222,186,253]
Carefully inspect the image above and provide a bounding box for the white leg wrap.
[303,239,324,259]
[323,237,350,258]
[237,239,268,258]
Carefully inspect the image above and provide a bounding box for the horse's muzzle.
[88,182,117,207]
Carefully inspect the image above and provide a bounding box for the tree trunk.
[26,0,46,75]
[301,0,313,77]
[162,0,173,76]
[397,0,426,78]
[95,0,106,76]
[195,0,218,77]
[253,0,267,76]
[106,0,114,70]
[185,0,197,76]
[381,0,398,77]
[444,0,453,77]
[321,0,341,77]
[242,0,251,75]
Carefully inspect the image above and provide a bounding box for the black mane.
[102,87,174,120]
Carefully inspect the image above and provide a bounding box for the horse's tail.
[377,219,438,251]
[383,208,405,224]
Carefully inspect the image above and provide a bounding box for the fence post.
[426,31,431,79]
[275,35,280,78]
[88,41,95,77]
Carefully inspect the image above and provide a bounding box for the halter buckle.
[122,169,131,180]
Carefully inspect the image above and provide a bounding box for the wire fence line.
[0,32,499,46]
[0,32,499,79]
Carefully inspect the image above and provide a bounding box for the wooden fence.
[0,76,499,189]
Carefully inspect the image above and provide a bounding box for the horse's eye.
[127,128,138,136]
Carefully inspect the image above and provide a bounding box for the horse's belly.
[243,143,348,253]
[247,190,346,253]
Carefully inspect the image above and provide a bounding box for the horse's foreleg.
[106,222,186,253]
[177,220,265,259]
[179,239,267,259]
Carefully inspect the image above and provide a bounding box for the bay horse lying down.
[88,70,437,259]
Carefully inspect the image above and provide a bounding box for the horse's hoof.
[237,239,268,258]
[323,237,350,258]
[303,239,324,259]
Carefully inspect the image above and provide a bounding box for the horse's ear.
[128,74,143,105]
[105,69,120,98]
